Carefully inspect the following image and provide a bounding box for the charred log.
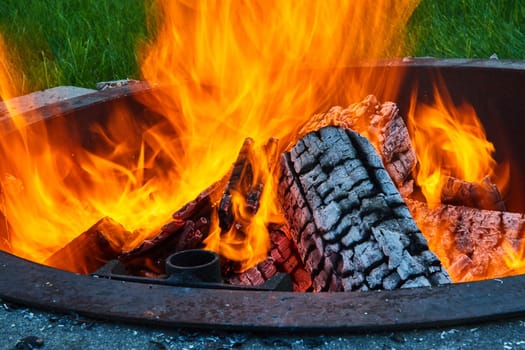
[226,224,312,291]
[440,175,506,211]
[406,198,525,282]
[119,137,279,277]
[218,138,255,231]
[297,95,416,197]
[44,217,129,274]
[279,126,450,292]
[219,137,278,229]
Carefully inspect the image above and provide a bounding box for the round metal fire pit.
[1,58,525,332]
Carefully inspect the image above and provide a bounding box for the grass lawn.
[0,0,524,93]
[0,0,153,94]
[407,0,525,59]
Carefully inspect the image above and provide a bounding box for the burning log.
[298,95,416,197]
[218,138,257,231]
[440,175,506,211]
[227,224,312,291]
[279,126,451,291]
[120,137,279,278]
[406,199,525,282]
[44,217,129,274]
[219,137,278,230]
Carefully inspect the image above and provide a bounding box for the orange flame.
[1,2,522,281]
[0,2,420,271]
[138,0,420,269]
[406,78,500,208]
[0,35,20,101]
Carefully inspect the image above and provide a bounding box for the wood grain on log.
[279,126,450,292]
[297,95,416,197]
[44,217,129,274]
[406,198,525,282]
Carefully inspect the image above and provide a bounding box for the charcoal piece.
[400,275,431,289]
[396,251,426,280]
[382,272,402,290]
[406,198,525,282]
[373,227,404,269]
[44,217,129,274]
[279,126,450,291]
[366,262,390,289]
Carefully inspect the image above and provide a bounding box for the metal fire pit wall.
[1,58,525,332]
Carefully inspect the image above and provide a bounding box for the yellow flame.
[1,1,421,272]
[407,79,499,208]
[138,0,419,269]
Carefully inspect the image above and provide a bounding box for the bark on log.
[44,217,129,274]
[297,95,416,197]
[279,126,450,292]
[406,198,525,282]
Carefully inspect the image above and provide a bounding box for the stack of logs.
[45,94,525,290]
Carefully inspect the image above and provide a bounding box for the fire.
[406,78,499,208]
[1,1,523,282]
[0,2,420,271]
[406,77,517,281]
[138,0,420,270]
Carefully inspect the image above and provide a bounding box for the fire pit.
[1,58,525,331]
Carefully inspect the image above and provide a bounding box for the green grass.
[0,0,524,93]
[0,0,153,93]
[407,0,525,59]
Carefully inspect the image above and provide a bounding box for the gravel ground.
[2,299,525,350]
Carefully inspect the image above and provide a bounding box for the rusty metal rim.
[1,250,525,332]
[1,58,525,332]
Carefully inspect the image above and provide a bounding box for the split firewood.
[218,138,255,231]
[44,217,130,274]
[297,95,416,197]
[219,137,279,231]
[440,175,506,211]
[279,126,451,292]
[406,198,525,282]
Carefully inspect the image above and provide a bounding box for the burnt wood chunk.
[219,138,255,232]
[218,137,278,231]
[406,199,525,282]
[440,175,506,211]
[297,95,416,196]
[279,126,450,292]
[226,224,312,291]
[44,217,129,274]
